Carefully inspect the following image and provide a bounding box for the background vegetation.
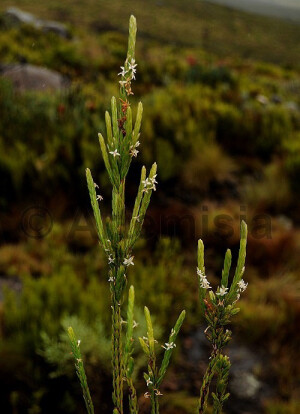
[0,1,299,413]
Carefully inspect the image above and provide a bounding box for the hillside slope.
[1,0,300,67]
[207,0,300,22]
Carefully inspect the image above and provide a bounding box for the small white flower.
[130,147,139,157]
[197,269,211,289]
[119,80,126,87]
[142,178,150,187]
[216,285,228,296]
[133,215,140,222]
[146,378,153,387]
[143,175,158,192]
[76,358,82,363]
[149,175,158,191]
[96,194,103,201]
[135,140,140,147]
[94,182,99,189]
[162,342,176,351]
[108,276,115,283]
[77,340,81,347]
[108,255,114,264]
[144,392,150,398]
[155,390,163,396]
[109,149,120,158]
[200,278,211,289]
[128,58,137,72]
[118,66,128,77]
[133,320,139,328]
[197,268,205,278]
[238,279,248,292]
[123,256,134,266]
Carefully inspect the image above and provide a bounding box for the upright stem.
[198,350,218,414]
[151,392,159,414]
[127,378,138,414]
[112,297,123,414]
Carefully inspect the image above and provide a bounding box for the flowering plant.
[67,15,248,414]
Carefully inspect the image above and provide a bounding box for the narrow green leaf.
[157,310,186,386]
[221,249,232,288]
[144,306,155,356]
[132,102,143,145]
[68,327,94,414]
[125,286,135,370]
[98,133,118,187]
[126,166,147,249]
[197,239,207,314]
[127,15,137,63]
[111,96,119,145]
[228,221,247,300]
[86,168,107,250]
[139,337,150,356]
[105,111,114,147]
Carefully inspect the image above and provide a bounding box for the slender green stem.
[67,327,94,414]
[127,377,138,414]
[198,350,218,414]
[151,391,159,414]
[112,298,123,414]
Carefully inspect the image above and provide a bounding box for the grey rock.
[228,345,273,413]
[4,7,72,39]
[0,64,70,92]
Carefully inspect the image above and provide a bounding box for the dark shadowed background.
[0,1,299,413]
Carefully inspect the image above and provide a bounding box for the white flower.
[118,66,128,77]
[128,58,137,72]
[128,59,137,80]
[77,340,81,347]
[216,285,228,296]
[109,149,120,158]
[155,390,163,396]
[96,194,103,201]
[162,342,176,351]
[108,255,114,264]
[94,182,99,189]
[123,256,134,266]
[142,175,158,192]
[200,279,211,289]
[130,148,139,157]
[197,268,211,289]
[130,141,140,157]
[144,392,150,398]
[119,80,126,87]
[142,178,150,187]
[108,276,115,283]
[238,279,248,292]
[133,320,139,328]
[146,378,153,387]
[197,268,205,278]
[149,175,158,191]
